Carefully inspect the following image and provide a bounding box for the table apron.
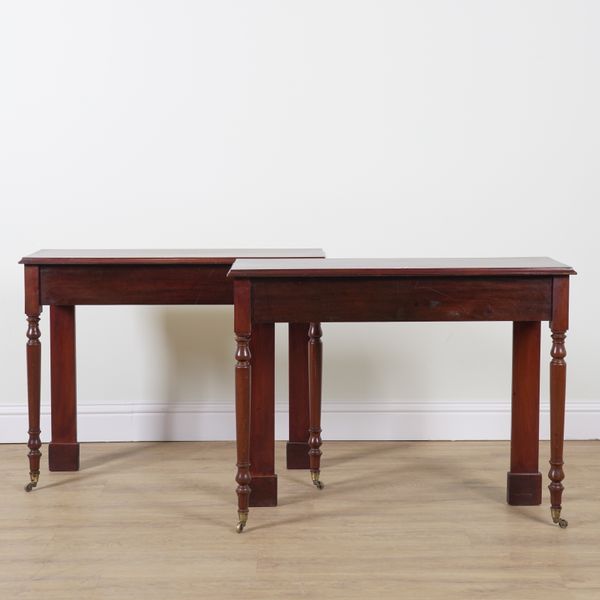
[39,265,233,305]
[250,276,553,323]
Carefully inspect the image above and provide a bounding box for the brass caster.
[551,508,568,529]
[311,470,324,490]
[24,472,39,493]
[236,511,248,534]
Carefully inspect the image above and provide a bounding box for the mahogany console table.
[228,257,576,532]
[20,248,325,506]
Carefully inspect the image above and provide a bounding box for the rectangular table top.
[228,257,576,278]
[20,248,325,265]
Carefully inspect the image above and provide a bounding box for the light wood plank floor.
[1,441,598,600]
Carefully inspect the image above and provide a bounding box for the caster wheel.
[313,480,324,490]
[558,518,568,529]
[236,522,245,534]
[24,483,35,492]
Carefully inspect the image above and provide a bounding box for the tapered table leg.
[548,277,569,528]
[308,322,323,490]
[49,305,80,471]
[24,266,42,492]
[507,321,542,505]
[234,280,252,532]
[287,323,311,469]
[249,322,277,507]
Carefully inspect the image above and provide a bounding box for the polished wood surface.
[234,280,252,532]
[21,248,325,503]
[286,323,311,469]
[228,256,576,277]
[40,265,234,305]
[230,258,574,531]
[6,441,599,600]
[308,323,323,489]
[508,321,542,505]
[249,277,553,322]
[49,305,79,471]
[549,276,570,528]
[24,266,42,492]
[248,323,277,507]
[21,248,325,264]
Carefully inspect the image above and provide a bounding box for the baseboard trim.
[0,400,598,443]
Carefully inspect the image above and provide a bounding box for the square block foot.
[286,441,310,470]
[49,442,80,471]
[507,471,542,505]
[249,475,278,507]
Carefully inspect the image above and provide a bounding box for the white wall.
[1,1,598,442]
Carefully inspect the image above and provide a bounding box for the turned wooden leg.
[24,266,42,492]
[287,323,311,469]
[249,322,277,507]
[549,328,568,528]
[548,277,569,528]
[235,333,252,532]
[49,305,80,471]
[507,321,542,505]
[308,322,323,490]
[234,280,252,532]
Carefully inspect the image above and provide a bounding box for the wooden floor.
[1,441,598,599]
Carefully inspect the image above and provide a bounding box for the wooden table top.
[20,248,325,265]
[228,257,576,278]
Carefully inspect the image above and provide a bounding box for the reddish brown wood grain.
[40,265,233,305]
[232,259,575,530]
[248,322,277,507]
[24,266,42,491]
[234,280,252,531]
[49,306,79,471]
[548,276,569,526]
[507,321,542,505]
[228,257,576,278]
[21,248,325,265]
[23,248,325,504]
[250,277,553,323]
[287,323,311,469]
[308,323,323,489]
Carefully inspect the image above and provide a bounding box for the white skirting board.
[0,400,598,442]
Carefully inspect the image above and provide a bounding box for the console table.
[228,257,576,532]
[20,248,325,506]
